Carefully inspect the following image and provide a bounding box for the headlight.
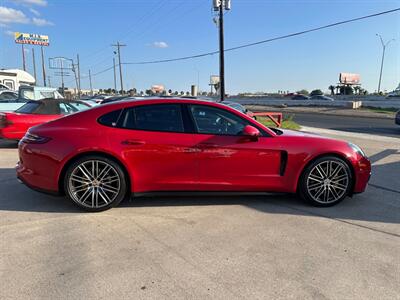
[348,142,366,157]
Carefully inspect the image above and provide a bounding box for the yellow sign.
[14,32,49,46]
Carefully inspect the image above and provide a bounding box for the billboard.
[14,32,49,46]
[210,75,220,85]
[339,73,360,85]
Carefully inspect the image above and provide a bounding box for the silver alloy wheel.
[306,160,349,204]
[68,160,121,209]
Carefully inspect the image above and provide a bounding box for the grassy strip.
[365,107,398,114]
[255,115,301,130]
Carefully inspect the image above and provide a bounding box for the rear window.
[16,102,40,113]
[98,109,122,127]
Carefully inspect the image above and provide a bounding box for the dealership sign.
[14,32,49,46]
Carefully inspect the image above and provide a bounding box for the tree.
[145,89,152,96]
[310,89,323,96]
[168,89,172,95]
[296,89,309,95]
[340,85,354,95]
[328,85,335,95]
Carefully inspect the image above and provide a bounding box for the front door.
[188,104,282,191]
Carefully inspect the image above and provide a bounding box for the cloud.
[152,41,169,48]
[4,30,15,36]
[12,0,47,6]
[29,7,40,16]
[32,17,53,26]
[0,6,30,24]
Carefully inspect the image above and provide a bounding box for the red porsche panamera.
[16,98,371,211]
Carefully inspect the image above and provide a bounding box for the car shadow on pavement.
[1,161,399,226]
[0,140,18,149]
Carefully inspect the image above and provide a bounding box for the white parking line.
[300,126,400,144]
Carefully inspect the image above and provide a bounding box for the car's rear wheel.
[64,156,127,212]
[299,156,352,206]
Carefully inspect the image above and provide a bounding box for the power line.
[67,7,400,84]
[122,7,400,65]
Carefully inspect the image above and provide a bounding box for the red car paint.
[0,112,60,140]
[0,100,91,140]
[16,99,371,196]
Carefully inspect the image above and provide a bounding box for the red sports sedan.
[0,99,91,140]
[16,98,371,211]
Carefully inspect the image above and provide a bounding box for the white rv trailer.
[0,69,35,91]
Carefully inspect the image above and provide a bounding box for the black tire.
[298,156,353,207]
[64,155,127,212]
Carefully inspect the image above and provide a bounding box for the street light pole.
[376,34,394,94]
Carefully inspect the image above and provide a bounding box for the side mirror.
[242,125,260,140]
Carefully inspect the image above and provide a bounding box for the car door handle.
[183,148,200,153]
[121,139,146,146]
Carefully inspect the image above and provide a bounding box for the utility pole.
[61,61,65,96]
[376,34,394,94]
[113,57,117,93]
[41,46,47,87]
[76,54,81,98]
[47,76,51,87]
[111,42,126,94]
[89,69,93,96]
[32,48,37,82]
[21,45,26,71]
[214,0,230,102]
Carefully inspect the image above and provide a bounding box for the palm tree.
[328,85,335,95]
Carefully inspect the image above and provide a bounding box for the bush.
[310,89,323,96]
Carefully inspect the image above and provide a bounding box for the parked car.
[101,96,132,104]
[0,99,90,140]
[292,94,310,100]
[310,95,334,101]
[0,90,18,101]
[0,91,28,112]
[89,94,112,104]
[395,110,400,125]
[16,98,371,211]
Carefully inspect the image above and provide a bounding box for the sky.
[0,0,399,94]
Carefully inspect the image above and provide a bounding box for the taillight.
[20,132,51,144]
[0,113,9,128]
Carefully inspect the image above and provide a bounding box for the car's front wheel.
[299,156,353,206]
[64,155,127,212]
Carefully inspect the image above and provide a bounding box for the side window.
[98,109,122,127]
[189,105,249,136]
[68,102,90,112]
[120,104,184,133]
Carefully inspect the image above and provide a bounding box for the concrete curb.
[300,126,400,144]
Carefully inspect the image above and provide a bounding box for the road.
[291,112,399,138]
[1,130,399,299]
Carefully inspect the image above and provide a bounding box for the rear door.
[107,103,199,193]
[188,104,282,191]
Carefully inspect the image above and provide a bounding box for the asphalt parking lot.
[1,131,399,299]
